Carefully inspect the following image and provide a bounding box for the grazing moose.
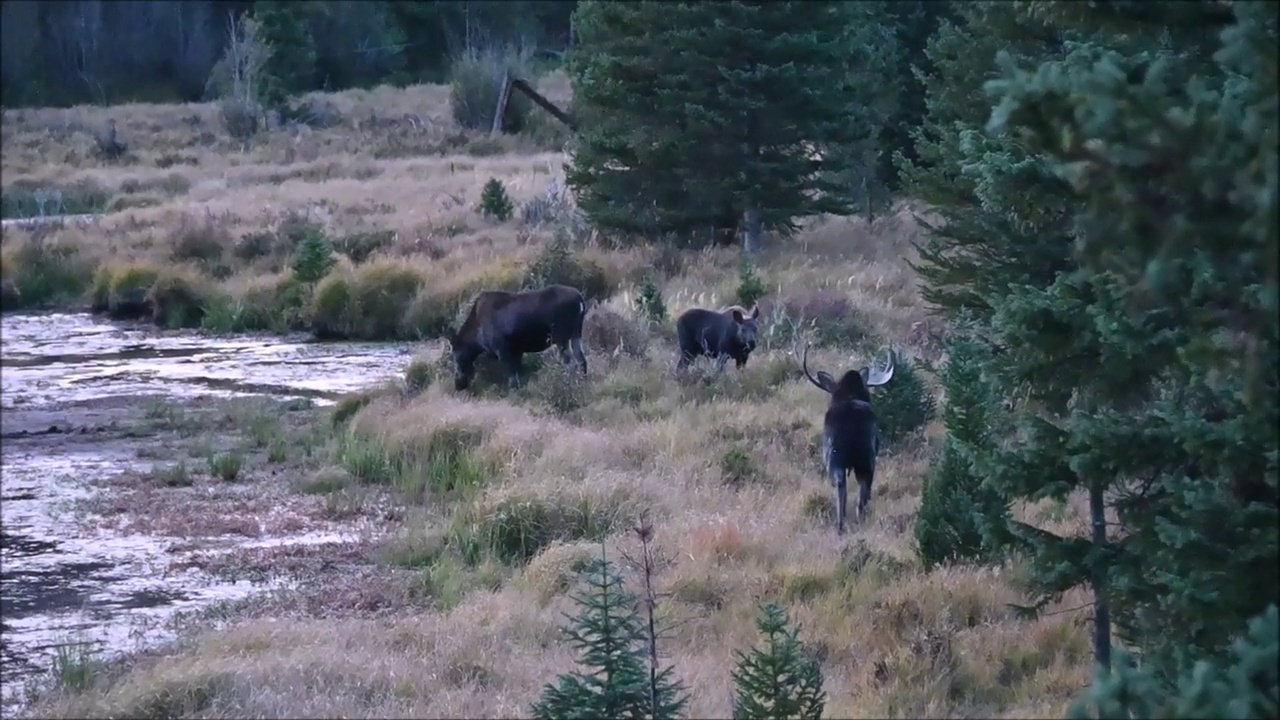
[675,304,761,372]
[801,343,896,536]
[448,284,589,392]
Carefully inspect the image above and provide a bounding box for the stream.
[0,312,418,716]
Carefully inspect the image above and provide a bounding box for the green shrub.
[479,177,514,221]
[167,213,232,275]
[0,239,92,310]
[403,356,435,393]
[333,229,395,263]
[731,602,827,720]
[720,446,761,489]
[531,548,689,720]
[873,352,937,449]
[736,257,767,308]
[291,227,337,284]
[523,231,616,303]
[449,489,632,565]
[1068,604,1278,719]
[207,451,245,482]
[309,270,360,339]
[107,263,162,319]
[334,424,494,504]
[350,260,425,340]
[147,269,210,328]
[582,306,648,358]
[635,276,668,323]
[448,45,534,133]
[914,328,1010,569]
[768,289,868,348]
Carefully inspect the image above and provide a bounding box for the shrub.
[582,306,648,359]
[721,446,762,489]
[309,270,360,339]
[403,356,435,394]
[147,269,210,328]
[731,602,827,720]
[448,44,534,132]
[1068,604,1278,719]
[736,257,767,308]
[523,231,616,303]
[207,451,245,482]
[168,213,232,274]
[107,263,162,319]
[450,488,633,565]
[220,98,260,141]
[530,547,689,720]
[333,229,395,263]
[769,288,868,348]
[525,361,590,415]
[873,352,937,449]
[291,227,337,284]
[915,327,1010,569]
[0,238,92,310]
[479,177,514,221]
[235,271,310,333]
[350,260,425,340]
[334,424,493,503]
[635,277,668,323]
[0,179,111,219]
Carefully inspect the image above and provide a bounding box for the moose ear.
[749,305,760,320]
[731,308,745,323]
[816,370,838,393]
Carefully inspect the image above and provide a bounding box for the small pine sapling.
[479,177,514,222]
[291,228,336,284]
[731,602,826,720]
[736,257,766,308]
[531,543,687,719]
[636,276,668,323]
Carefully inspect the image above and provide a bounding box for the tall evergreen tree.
[256,0,318,103]
[982,0,1278,682]
[566,0,900,251]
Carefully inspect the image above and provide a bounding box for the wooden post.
[491,71,513,135]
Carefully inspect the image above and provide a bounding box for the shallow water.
[0,312,420,715]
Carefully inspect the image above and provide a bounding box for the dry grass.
[11,77,1096,719]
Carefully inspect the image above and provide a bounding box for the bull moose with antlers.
[801,343,896,536]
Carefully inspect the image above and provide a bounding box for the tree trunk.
[1089,480,1112,672]
[741,207,762,255]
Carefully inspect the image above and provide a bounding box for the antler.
[801,343,834,393]
[864,346,896,387]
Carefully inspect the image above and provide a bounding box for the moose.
[448,284,589,392]
[675,304,761,372]
[801,343,896,536]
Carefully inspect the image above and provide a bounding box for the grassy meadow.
[3,73,1097,718]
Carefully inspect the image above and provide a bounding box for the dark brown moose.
[448,284,588,392]
[675,304,761,372]
[801,343,896,536]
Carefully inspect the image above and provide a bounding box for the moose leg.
[497,349,523,390]
[570,336,587,375]
[558,341,574,368]
[831,467,849,536]
[856,478,873,523]
[715,353,730,373]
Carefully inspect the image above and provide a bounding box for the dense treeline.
[0,0,576,108]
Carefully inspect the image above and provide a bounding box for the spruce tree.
[941,0,1279,684]
[531,547,689,720]
[566,1,900,250]
[730,603,825,720]
[256,1,317,104]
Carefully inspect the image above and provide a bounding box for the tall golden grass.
[7,74,1096,718]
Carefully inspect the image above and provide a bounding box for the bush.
[736,257,767,308]
[147,269,210,328]
[334,424,493,503]
[582,306,648,359]
[721,446,762,489]
[769,288,868,348]
[523,231,616,303]
[107,263,162,319]
[873,352,937,449]
[333,229,395,263]
[530,548,689,720]
[309,270,360,339]
[525,361,590,415]
[731,602,827,720]
[635,277,668,323]
[291,227,337,284]
[914,328,1010,569]
[479,177,514,221]
[167,213,232,274]
[448,44,534,133]
[450,488,634,565]
[0,179,111,219]
[1069,604,1278,719]
[350,260,425,340]
[0,238,92,310]
[403,356,435,394]
[220,98,261,141]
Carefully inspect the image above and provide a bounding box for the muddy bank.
[0,312,424,715]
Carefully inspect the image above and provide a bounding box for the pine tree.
[479,178,514,222]
[256,1,317,104]
[1069,604,1278,719]
[938,0,1279,684]
[531,547,689,720]
[566,1,900,250]
[731,602,825,720]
